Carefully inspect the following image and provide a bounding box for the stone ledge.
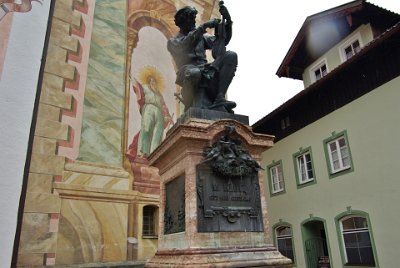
[171,107,249,134]
[64,160,130,178]
[54,183,158,203]
[146,246,292,267]
[19,261,145,268]
[148,119,274,170]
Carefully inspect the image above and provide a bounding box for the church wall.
[16,1,91,265]
[12,0,220,266]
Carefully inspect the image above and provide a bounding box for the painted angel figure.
[127,66,173,161]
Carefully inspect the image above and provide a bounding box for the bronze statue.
[168,1,237,113]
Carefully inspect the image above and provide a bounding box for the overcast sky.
[226,0,400,124]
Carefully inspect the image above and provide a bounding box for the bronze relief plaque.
[164,175,185,234]
[196,164,263,232]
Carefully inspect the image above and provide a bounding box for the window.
[328,136,350,172]
[314,64,328,81]
[293,147,316,187]
[340,33,363,62]
[267,161,285,195]
[310,59,328,83]
[270,164,284,193]
[344,39,361,60]
[275,226,295,262]
[338,215,376,266]
[143,205,158,237]
[324,131,353,177]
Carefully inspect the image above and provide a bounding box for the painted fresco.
[123,0,220,168]
[126,29,176,163]
[124,0,179,171]
[14,0,220,266]
[77,0,127,166]
[57,0,95,160]
[60,0,221,168]
[56,199,128,265]
[76,0,179,167]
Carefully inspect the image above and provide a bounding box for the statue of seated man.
[167,2,237,113]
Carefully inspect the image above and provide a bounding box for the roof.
[253,21,400,140]
[276,0,400,80]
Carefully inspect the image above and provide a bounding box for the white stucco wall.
[0,2,51,266]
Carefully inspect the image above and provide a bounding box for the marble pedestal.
[145,117,292,267]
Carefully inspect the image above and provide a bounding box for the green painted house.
[253,1,400,267]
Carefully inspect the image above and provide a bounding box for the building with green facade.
[253,1,400,267]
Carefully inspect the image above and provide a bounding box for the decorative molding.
[64,160,130,178]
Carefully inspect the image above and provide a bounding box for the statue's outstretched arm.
[219,3,233,45]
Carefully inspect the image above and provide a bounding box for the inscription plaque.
[164,175,185,234]
[197,163,263,232]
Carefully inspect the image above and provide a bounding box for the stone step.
[21,261,145,268]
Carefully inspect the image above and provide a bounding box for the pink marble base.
[131,162,160,195]
[146,119,292,267]
[146,246,292,267]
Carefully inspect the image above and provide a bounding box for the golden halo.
[138,66,165,93]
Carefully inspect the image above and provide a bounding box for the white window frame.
[339,32,363,62]
[327,136,351,173]
[309,59,329,83]
[270,164,284,194]
[339,216,375,266]
[296,152,314,184]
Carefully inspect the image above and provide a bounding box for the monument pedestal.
[146,116,292,267]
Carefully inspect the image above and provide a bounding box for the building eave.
[254,21,400,137]
[275,0,400,80]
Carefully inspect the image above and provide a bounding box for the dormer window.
[314,64,327,81]
[340,33,363,62]
[344,39,361,60]
[310,59,328,83]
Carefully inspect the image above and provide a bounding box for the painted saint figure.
[127,66,173,161]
